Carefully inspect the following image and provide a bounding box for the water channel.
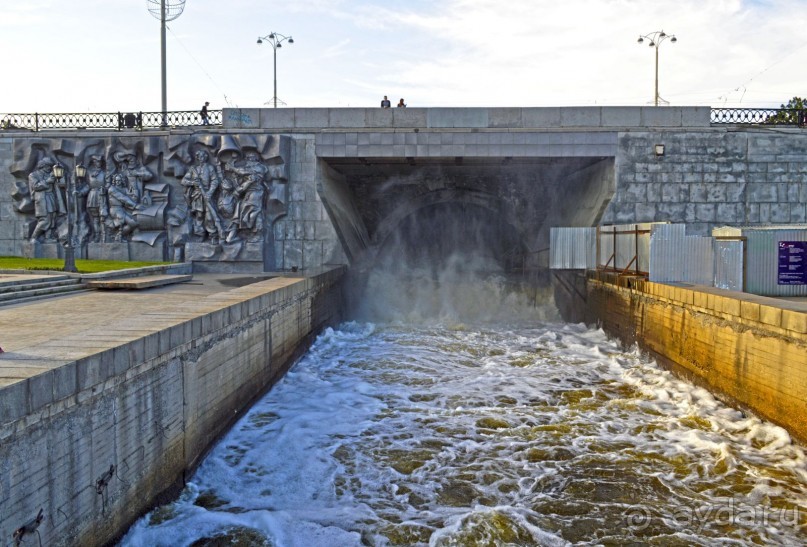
[120,267,807,546]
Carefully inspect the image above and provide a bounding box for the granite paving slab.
[0,273,284,388]
[87,274,193,290]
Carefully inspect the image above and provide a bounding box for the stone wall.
[0,136,17,256]
[584,273,807,443]
[282,135,347,270]
[604,129,807,235]
[3,112,807,271]
[0,268,345,546]
[0,130,346,271]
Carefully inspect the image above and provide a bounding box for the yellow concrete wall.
[587,273,807,444]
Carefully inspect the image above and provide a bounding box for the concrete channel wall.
[0,268,345,546]
[583,272,807,444]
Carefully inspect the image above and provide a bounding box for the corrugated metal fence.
[550,224,807,296]
[549,227,596,269]
[713,240,744,291]
[598,224,655,275]
[649,224,714,285]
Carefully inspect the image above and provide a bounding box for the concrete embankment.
[580,271,807,444]
[0,268,344,546]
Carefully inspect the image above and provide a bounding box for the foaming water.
[353,254,558,327]
[121,319,807,546]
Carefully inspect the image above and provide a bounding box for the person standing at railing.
[200,101,210,125]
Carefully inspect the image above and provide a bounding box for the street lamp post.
[257,32,294,108]
[637,30,677,107]
[147,0,186,126]
[52,163,77,273]
[74,163,87,244]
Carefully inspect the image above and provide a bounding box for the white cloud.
[2,0,806,112]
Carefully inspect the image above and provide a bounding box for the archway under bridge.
[316,155,616,279]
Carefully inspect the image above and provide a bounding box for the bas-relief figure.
[235,153,268,231]
[226,151,269,241]
[181,149,225,244]
[14,145,155,247]
[112,151,154,206]
[179,146,288,248]
[106,173,142,242]
[9,134,290,267]
[84,155,109,243]
[28,157,66,243]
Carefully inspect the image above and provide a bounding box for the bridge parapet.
[223,106,712,131]
[314,130,617,159]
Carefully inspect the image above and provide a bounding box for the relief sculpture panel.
[9,133,290,270]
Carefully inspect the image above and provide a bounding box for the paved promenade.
[0,273,295,390]
[0,268,345,547]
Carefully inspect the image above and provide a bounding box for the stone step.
[0,288,94,308]
[0,282,87,304]
[0,278,81,295]
[0,274,72,289]
[87,274,193,290]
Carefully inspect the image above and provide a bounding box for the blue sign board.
[778,241,807,285]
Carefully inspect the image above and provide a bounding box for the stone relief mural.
[9,134,290,267]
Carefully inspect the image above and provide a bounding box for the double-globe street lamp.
[257,32,294,108]
[637,30,677,107]
[51,163,81,273]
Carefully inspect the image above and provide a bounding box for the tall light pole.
[637,30,677,107]
[257,32,294,108]
[147,0,186,124]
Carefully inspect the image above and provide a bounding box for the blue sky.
[1,0,806,112]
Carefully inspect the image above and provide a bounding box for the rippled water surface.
[121,317,807,546]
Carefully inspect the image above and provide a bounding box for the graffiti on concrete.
[226,111,254,126]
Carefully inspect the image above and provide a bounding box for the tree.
[765,96,806,125]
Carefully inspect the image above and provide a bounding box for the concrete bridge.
[225,106,806,273]
[1,106,806,274]
[2,106,807,546]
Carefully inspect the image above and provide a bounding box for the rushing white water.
[121,316,807,546]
